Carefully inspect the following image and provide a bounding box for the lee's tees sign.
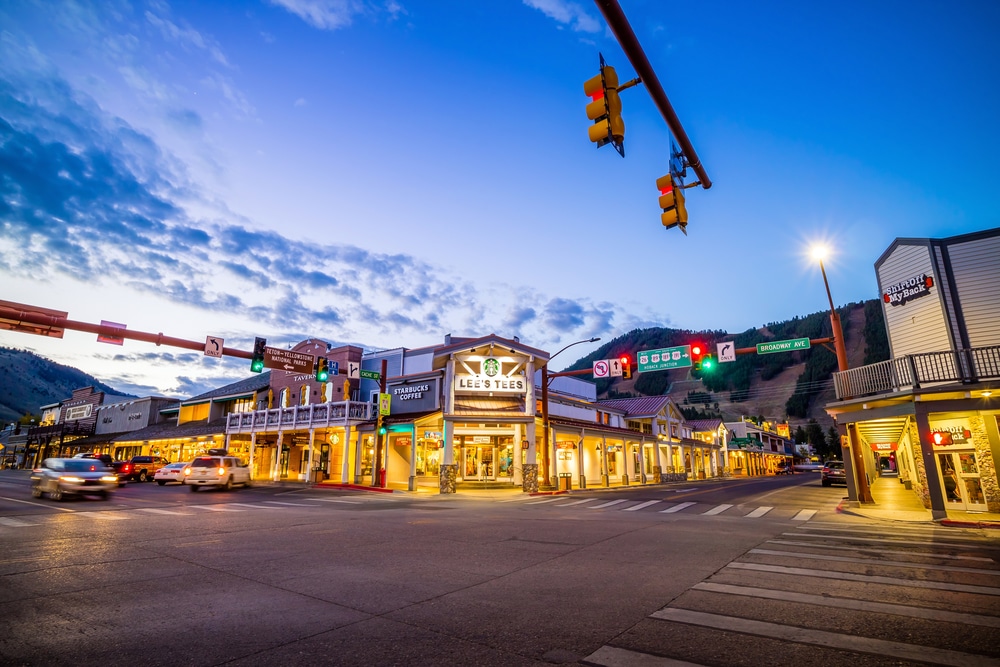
[455,357,527,394]
[883,273,934,307]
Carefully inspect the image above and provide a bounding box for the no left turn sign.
[593,360,610,378]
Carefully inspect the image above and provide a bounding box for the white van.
[183,455,252,492]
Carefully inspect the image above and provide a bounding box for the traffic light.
[620,355,632,379]
[315,356,329,382]
[250,337,266,373]
[690,342,706,372]
[700,354,716,373]
[656,174,688,234]
[584,62,624,154]
[378,425,387,436]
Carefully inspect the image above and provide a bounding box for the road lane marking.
[500,496,537,503]
[766,539,994,562]
[0,496,75,511]
[175,540,222,547]
[584,645,705,666]
[263,501,315,507]
[0,517,37,527]
[229,503,286,509]
[791,509,817,521]
[555,499,596,507]
[76,512,128,520]
[780,532,993,550]
[725,562,1000,596]
[650,608,997,667]
[590,499,629,510]
[692,582,1000,629]
[625,500,663,512]
[702,504,732,516]
[660,502,696,514]
[312,498,361,504]
[136,508,191,516]
[744,506,773,518]
[527,497,563,504]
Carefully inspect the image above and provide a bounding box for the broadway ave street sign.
[756,338,811,355]
[637,345,692,372]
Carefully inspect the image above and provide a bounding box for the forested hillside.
[564,298,889,430]
[0,347,134,423]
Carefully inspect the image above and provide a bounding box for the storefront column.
[600,436,609,487]
[914,407,947,519]
[272,432,283,481]
[577,430,586,489]
[521,421,538,493]
[440,419,458,494]
[341,425,352,483]
[249,433,257,480]
[306,429,315,483]
[513,423,523,486]
[652,420,664,483]
[408,425,417,492]
[621,440,630,486]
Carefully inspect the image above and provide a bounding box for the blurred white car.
[183,455,252,491]
[30,458,118,501]
[154,462,189,485]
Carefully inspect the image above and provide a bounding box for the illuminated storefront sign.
[455,375,526,393]
[883,273,934,306]
[388,378,440,414]
[869,442,898,452]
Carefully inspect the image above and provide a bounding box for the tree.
[793,425,808,445]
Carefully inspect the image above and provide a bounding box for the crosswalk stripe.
[791,509,816,521]
[77,512,129,520]
[766,539,995,562]
[500,495,536,503]
[744,506,773,518]
[702,504,732,516]
[263,501,315,507]
[555,498,596,507]
[229,503,286,509]
[726,562,1000,596]
[692,582,1000,629]
[781,531,989,550]
[625,500,663,512]
[0,517,36,527]
[590,499,629,510]
[584,645,705,666]
[136,508,191,516]
[660,502,696,514]
[527,497,563,505]
[650,607,996,666]
[312,498,361,504]
[748,548,1000,575]
[190,505,245,512]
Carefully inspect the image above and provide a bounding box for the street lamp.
[540,337,601,490]
[810,245,849,373]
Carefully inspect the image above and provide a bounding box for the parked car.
[774,462,794,475]
[73,452,115,467]
[154,462,189,485]
[30,458,118,501]
[122,455,170,483]
[821,460,847,486]
[111,460,133,486]
[183,455,252,492]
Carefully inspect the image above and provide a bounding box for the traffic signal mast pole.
[593,0,712,190]
[0,303,253,360]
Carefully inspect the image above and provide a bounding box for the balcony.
[833,346,1000,400]
[226,401,374,434]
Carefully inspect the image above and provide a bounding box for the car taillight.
[822,467,830,473]
[218,467,226,475]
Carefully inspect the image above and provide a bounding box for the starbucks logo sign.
[482,358,500,377]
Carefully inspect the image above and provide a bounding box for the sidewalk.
[838,476,1000,529]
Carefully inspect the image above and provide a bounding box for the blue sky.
[1,0,998,399]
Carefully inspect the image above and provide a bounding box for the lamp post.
[540,337,601,490]
[811,245,872,502]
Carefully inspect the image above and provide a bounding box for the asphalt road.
[1,471,997,666]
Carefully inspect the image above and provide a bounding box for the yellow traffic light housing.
[584,54,628,157]
[657,173,688,235]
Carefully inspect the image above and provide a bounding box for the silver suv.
[821,460,847,487]
[183,455,252,492]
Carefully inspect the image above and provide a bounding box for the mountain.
[0,347,136,423]
[564,299,889,431]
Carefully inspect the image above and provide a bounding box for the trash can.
[558,473,572,491]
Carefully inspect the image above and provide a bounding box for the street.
[1,471,997,666]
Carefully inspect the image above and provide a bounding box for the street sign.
[97,320,126,345]
[609,357,623,377]
[593,360,610,378]
[378,392,391,416]
[329,360,339,376]
[205,336,224,358]
[347,361,360,379]
[263,347,314,374]
[717,341,735,363]
[636,345,692,372]
[360,369,381,380]
[756,338,811,355]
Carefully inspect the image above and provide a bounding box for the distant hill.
[0,347,135,423]
[565,299,889,431]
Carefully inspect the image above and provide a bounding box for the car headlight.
[184,468,191,475]
[100,476,118,482]
[218,467,226,475]
[60,476,84,483]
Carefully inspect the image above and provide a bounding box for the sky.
[1,0,998,400]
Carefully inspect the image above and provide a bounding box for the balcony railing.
[226,401,374,433]
[833,346,1000,400]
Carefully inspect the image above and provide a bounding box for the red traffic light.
[620,355,630,366]
[690,343,705,358]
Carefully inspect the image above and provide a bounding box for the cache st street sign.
[637,345,692,372]
[263,347,314,374]
[756,338,811,355]
[360,369,381,380]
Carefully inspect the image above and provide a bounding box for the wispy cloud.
[523,0,601,33]
[145,10,230,67]
[268,0,368,31]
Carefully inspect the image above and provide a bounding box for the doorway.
[936,450,988,512]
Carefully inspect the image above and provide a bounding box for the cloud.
[523,0,601,33]
[268,0,368,30]
[145,10,231,67]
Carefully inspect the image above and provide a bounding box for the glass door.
[937,451,988,512]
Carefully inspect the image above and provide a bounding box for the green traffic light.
[251,359,264,373]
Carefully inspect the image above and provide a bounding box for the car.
[111,460,133,486]
[183,455,252,492]
[154,462,189,485]
[30,457,118,501]
[821,460,847,486]
[774,462,794,475]
[793,462,824,472]
[73,452,114,467]
[122,455,170,483]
